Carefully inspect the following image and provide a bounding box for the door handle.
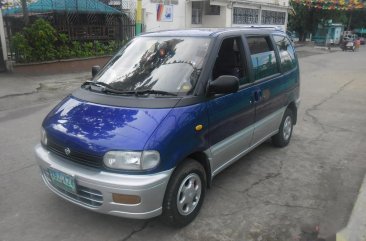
[253,90,261,102]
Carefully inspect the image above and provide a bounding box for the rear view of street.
[0,46,366,241]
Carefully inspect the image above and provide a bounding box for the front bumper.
[35,144,173,219]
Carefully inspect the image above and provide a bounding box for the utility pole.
[0,8,8,71]
[135,0,142,35]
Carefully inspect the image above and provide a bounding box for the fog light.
[112,193,141,205]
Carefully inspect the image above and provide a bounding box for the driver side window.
[212,37,249,85]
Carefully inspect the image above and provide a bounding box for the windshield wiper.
[82,82,177,97]
[82,81,135,95]
[134,89,178,96]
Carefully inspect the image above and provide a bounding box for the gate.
[2,0,137,63]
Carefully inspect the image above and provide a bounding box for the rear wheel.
[161,159,206,227]
[272,108,294,147]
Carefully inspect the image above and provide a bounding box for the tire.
[161,159,206,227]
[272,108,294,148]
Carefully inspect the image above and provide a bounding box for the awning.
[354,28,366,34]
[3,0,122,16]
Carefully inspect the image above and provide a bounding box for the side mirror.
[92,65,101,78]
[207,75,239,95]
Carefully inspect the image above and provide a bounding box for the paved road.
[0,47,365,241]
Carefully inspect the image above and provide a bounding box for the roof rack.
[249,26,284,31]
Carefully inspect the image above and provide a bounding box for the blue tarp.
[3,0,121,15]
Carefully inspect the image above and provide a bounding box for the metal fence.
[2,0,137,62]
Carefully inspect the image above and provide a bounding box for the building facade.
[140,0,290,32]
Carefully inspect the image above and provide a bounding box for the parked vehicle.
[35,28,300,227]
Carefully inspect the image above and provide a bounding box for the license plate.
[48,168,77,194]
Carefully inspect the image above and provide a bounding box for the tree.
[20,0,29,25]
[288,1,348,41]
[348,9,366,29]
[288,3,311,41]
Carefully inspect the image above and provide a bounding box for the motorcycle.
[341,39,355,51]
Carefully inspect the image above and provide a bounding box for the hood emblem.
[64,147,71,156]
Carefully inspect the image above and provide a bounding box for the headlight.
[103,151,160,170]
[41,127,48,146]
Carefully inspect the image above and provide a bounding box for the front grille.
[43,170,103,207]
[46,137,103,169]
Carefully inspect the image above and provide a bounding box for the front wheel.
[272,108,294,147]
[161,159,206,227]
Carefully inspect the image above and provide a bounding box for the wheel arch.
[186,152,212,188]
[287,101,297,125]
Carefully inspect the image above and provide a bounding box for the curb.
[336,173,366,241]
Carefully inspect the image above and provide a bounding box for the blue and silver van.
[35,28,300,227]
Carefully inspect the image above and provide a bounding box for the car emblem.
[64,147,71,156]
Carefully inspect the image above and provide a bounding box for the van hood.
[43,96,172,156]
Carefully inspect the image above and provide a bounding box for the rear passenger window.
[247,36,278,80]
[273,35,296,73]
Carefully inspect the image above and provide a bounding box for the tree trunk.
[21,0,29,26]
[347,11,353,31]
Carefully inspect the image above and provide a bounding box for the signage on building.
[151,0,178,5]
[157,4,173,21]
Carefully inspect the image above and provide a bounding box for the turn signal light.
[112,193,141,205]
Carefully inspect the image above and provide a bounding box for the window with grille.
[205,2,220,15]
[261,10,286,25]
[233,7,259,24]
[192,2,203,24]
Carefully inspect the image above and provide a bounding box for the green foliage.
[11,18,122,63]
[288,0,349,41]
[24,19,58,61]
[349,9,366,29]
[11,32,33,62]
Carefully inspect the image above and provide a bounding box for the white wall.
[201,6,227,28]
[248,0,289,6]
[140,0,289,32]
[142,1,186,32]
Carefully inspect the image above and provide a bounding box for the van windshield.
[93,36,211,96]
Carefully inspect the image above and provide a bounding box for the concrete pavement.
[0,72,90,99]
[0,45,366,241]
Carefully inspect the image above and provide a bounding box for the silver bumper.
[35,144,173,219]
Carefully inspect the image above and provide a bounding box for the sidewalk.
[336,173,366,241]
[0,72,90,99]
[295,44,343,58]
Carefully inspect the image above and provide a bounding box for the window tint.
[247,36,278,80]
[212,37,249,85]
[273,35,297,72]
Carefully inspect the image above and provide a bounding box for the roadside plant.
[11,32,33,62]
[11,18,123,63]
